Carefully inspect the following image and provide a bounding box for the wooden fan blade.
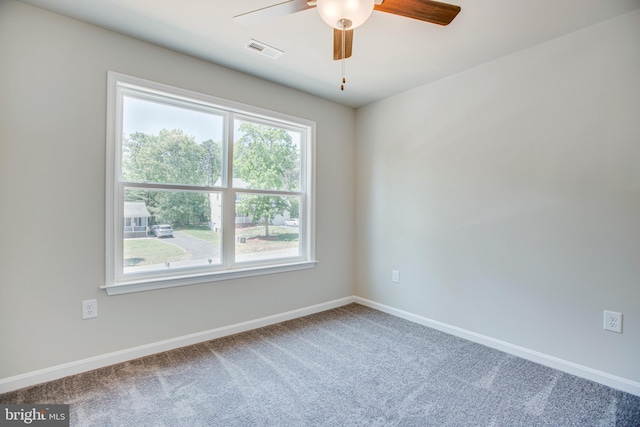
[333,28,353,60]
[234,0,315,26]
[374,0,460,26]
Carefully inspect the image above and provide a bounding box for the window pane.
[233,120,301,191]
[235,194,300,263]
[122,96,224,187]
[123,188,222,274]
[108,73,314,291]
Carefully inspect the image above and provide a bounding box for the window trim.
[103,71,316,295]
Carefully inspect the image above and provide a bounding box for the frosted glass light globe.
[317,0,375,29]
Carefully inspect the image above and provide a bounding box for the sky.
[123,96,224,143]
[122,95,302,146]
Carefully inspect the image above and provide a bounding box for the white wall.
[0,0,355,380]
[355,11,640,383]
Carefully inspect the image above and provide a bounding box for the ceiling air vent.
[244,39,284,59]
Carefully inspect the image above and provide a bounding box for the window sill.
[102,260,318,295]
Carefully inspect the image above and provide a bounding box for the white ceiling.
[18,0,640,108]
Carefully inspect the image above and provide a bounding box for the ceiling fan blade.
[234,0,316,26]
[333,28,354,60]
[374,0,460,26]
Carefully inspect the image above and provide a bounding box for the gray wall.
[2,0,639,389]
[0,0,355,379]
[355,10,640,382]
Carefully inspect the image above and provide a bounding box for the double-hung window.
[104,72,315,295]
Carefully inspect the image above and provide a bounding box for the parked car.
[284,218,299,226]
[153,224,173,238]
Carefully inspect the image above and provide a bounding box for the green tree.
[122,129,222,227]
[201,138,222,187]
[288,197,300,219]
[234,122,299,236]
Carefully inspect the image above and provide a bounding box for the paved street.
[163,231,220,263]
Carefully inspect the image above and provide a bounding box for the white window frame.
[103,72,316,295]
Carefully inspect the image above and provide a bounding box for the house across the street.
[124,201,151,238]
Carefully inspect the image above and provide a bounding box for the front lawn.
[179,225,221,246]
[124,238,189,267]
[179,225,298,254]
[124,225,298,268]
[236,226,299,253]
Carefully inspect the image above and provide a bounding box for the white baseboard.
[3,295,638,397]
[0,296,355,394]
[354,296,640,397]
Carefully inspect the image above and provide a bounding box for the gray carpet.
[1,303,639,426]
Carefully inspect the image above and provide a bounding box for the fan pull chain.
[341,28,346,91]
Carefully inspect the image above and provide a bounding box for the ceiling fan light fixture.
[317,0,374,29]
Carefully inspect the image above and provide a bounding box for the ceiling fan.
[235,0,461,89]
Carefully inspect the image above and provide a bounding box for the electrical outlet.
[392,270,399,283]
[603,310,622,333]
[82,299,98,319]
